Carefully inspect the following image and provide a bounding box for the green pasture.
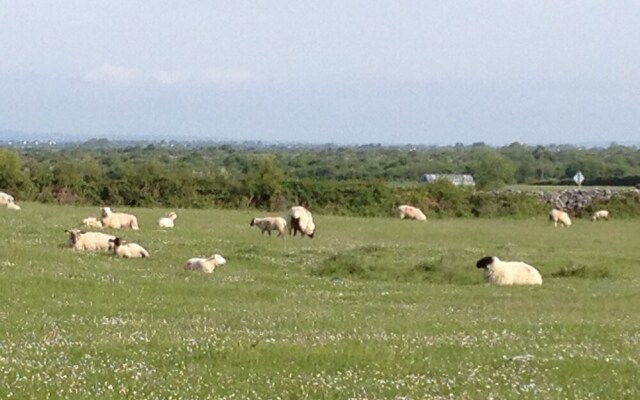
[0,203,639,399]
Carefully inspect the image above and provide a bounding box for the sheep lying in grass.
[82,217,103,228]
[397,205,427,221]
[100,207,139,230]
[157,212,177,228]
[108,237,150,258]
[65,229,116,252]
[183,254,227,273]
[287,206,316,238]
[591,210,610,222]
[6,202,20,210]
[250,217,287,237]
[549,208,572,227]
[476,256,543,286]
[0,191,15,205]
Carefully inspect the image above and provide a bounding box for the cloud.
[148,70,192,85]
[200,68,260,85]
[83,64,260,87]
[83,63,138,85]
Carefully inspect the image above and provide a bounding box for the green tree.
[470,152,515,190]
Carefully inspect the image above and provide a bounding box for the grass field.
[1,203,639,399]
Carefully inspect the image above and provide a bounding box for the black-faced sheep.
[100,207,139,230]
[549,208,572,227]
[250,217,287,237]
[183,254,227,273]
[287,206,316,238]
[397,205,427,221]
[476,256,543,286]
[65,229,116,252]
[108,237,150,258]
[158,212,177,228]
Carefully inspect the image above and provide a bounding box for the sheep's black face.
[109,237,123,246]
[250,218,255,226]
[476,256,494,269]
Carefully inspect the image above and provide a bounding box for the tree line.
[0,143,638,217]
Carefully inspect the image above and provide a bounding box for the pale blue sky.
[1,1,639,144]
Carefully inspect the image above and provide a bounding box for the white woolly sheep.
[250,216,288,237]
[591,210,610,222]
[100,207,139,230]
[476,256,543,286]
[65,229,116,252]
[6,202,21,210]
[82,217,103,228]
[0,191,15,205]
[157,212,177,228]
[183,254,227,273]
[287,206,316,238]
[549,208,572,227]
[108,237,150,258]
[397,205,427,221]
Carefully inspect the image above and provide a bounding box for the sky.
[1,1,639,145]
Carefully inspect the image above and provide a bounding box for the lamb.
[100,207,139,230]
[287,206,316,238]
[6,202,21,210]
[183,254,227,273]
[82,217,103,228]
[108,237,150,258]
[65,229,116,252]
[397,205,427,221]
[591,210,610,222]
[0,191,15,206]
[549,208,572,227]
[250,216,288,237]
[476,256,543,286]
[157,212,177,228]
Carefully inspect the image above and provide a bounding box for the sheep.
[82,217,103,228]
[549,208,572,227]
[100,207,139,230]
[183,254,227,273]
[397,205,427,221]
[157,212,177,228]
[0,191,15,206]
[65,229,116,252]
[591,210,610,222]
[476,256,543,286]
[250,216,288,237]
[287,206,316,238]
[6,202,21,210]
[108,237,150,258]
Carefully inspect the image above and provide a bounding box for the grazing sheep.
[183,254,227,273]
[6,202,20,210]
[158,212,177,228]
[591,210,610,222]
[397,205,427,221]
[549,208,572,227]
[476,256,543,286]
[250,216,288,237]
[100,207,139,230]
[108,237,150,258]
[82,217,103,228]
[0,191,15,205]
[287,206,316,238]
[65,229,116,252]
